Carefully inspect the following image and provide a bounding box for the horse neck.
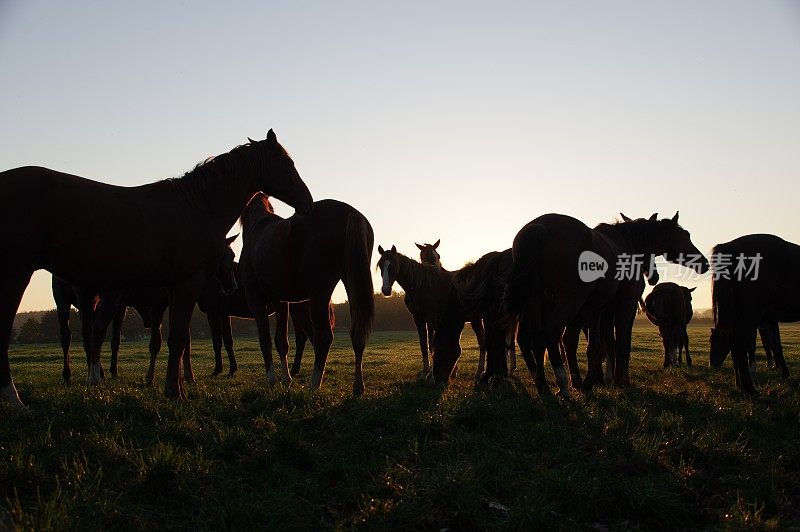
[395,254,434,293]
[241,206,280,239]
[181,159,260,234]
[601,222,661,255]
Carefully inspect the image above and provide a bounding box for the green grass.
[2,325,800,530]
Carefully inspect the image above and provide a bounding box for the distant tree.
[17,317,43,344]
[38,309,63,343]
[10,326,17,344]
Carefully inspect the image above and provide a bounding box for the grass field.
[2,324,799,530]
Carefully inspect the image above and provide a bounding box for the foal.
[239,194,374,396]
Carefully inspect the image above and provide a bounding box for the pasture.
[2,324,799,529]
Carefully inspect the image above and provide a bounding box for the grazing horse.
[560,219,660,388]
[376,245,487,379]
[710,234,797,393]
[504,212,709,396]
[643,282,696,367]
[239,193,374,396]
[0,129,312,410]
[710,322,778,376]
[432,250,525,389]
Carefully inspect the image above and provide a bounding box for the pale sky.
[2,1,799,312]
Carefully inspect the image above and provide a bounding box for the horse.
[710,234,798,393]
[416,240,442,268]
[0,129,312,411]
[504,212,709,396]
[643,282,696,367]
[52,235,238,385]
[51,276,126,384]
[376,245,488,380]
[432,249,527,391]
[197,260,316,379]
[560,220,660,388]
[710,321,778,376]
[239,193,374,396]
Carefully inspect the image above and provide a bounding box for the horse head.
[416,239,441,268]
[376,245,399,296]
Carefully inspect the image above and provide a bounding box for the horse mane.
[451,251,503,312]
[390,253,449,289]
[239,192,276,234]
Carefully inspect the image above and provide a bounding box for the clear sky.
[2,1,799,312]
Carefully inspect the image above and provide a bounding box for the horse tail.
[503,222,546,316]
[711,244,733,333]
[344,211,374,345]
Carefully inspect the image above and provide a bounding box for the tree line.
[11,293,417,344]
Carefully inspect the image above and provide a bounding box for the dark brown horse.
[504,212,709,395]
[377,245,487,380]
[643,282,695,367]
[416,240,441,268]
[197,260,316,379]
[0,130,312,411]
[560,219,660,388]
[710,234,798,393]
[710,321,778,376]
[432,249,525,390]
[239,194,374,396]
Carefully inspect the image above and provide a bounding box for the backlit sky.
[2,1,799,312]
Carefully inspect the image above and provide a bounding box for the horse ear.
[226,234,239,245]
[688,287,696,292]
[391,245,397,253]
[434,239,440,248]
[378,245,385,255]
[247,137,256,144]
[649,213,658,221]
[266,129,277,144]
[620,213,632,222]
[415,243,425,251]
[672,211,679,223]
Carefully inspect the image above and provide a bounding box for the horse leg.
[351,313,366,398]
[145,306,165,385]
[274,302,292,386]
[290,316,308,377]
[748,327,757,376]
[412,314,430,379]
[544,324,570,399]
[182,329,195,383]
[582,312,612,393]
[760,325,775,371]
[56,300,72,384]
[561,321,582,388]
[659,326,671,368]
[290,304,311,377]
[209,314,224,376]
[767,322,789,379]
[222,316,237,377]
[309,298,335,391]
[163,274,204,400]
[76,289,96,374]
[87,291,121,385]
[506,320,517,375]
[731,325,757,394]
[516,314,538,381]
[683,327,692,367]
[109,304,126,378]
[0,269,33,412]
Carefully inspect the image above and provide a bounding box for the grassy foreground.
[1,325,799,530]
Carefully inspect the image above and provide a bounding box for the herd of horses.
[1,131,796,412]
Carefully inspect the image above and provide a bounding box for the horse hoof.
[353,382,365,397]
[210,367,223,377]
[164,381,186,401]
[227,368,237,378]
[416,370,430,381]
[184,374,197,384]
[62,372,71,385]
[290,367,300,378]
